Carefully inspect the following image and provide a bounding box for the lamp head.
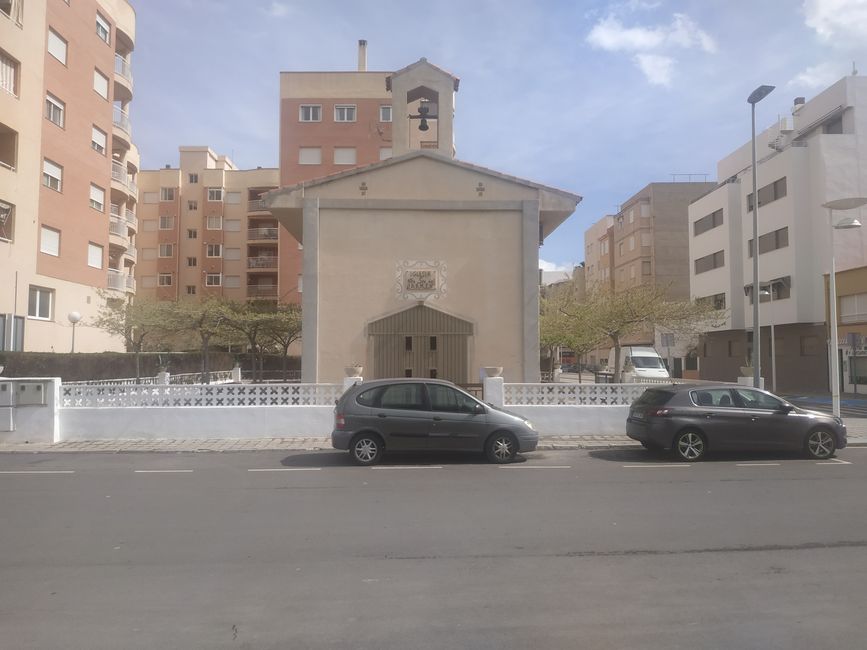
[747,85,775,105]
[823,197,867,211]
[833,216,862,230]
[68,311,82,324]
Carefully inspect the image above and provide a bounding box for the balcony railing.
[248,199,269,212]
[107,270,127,291]
[126,209,137,229]
[110,203,122,218]
[247,284,278,298]
[124,247,137,262]
[247,227,279,240]
[111,161,127,184]
[109,215,127,238]
[114,54,132,82]
[113,106,131,134]
[247,256,278,269]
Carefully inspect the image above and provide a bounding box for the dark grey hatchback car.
[627,384,847,461]
[332,378,538,465]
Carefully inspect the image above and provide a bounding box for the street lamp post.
[748,84,775,388]
[67,311,81,353]
[760,283,777,392]
[823,198,867,417]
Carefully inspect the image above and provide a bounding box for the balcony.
[247,227,279,240]
[107,270,135,294]
[247,284,278,298]
[113,105,131,135]
[125,208,138,231]
[114,54,132,82]
[111,162,137,198]
[109,215,127,237]
[247,256,278,269]
[124,247,137,262]
[248,199,269,213]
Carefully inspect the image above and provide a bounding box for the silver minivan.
[331,378,538,465]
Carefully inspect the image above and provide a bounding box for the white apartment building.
[689,75,867,393]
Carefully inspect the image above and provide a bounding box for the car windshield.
[631,356,666,369]
[634,389,674,406]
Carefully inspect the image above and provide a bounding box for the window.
[628,209,634,223]
[694,208,723,236]
[618,242,623,257]
[28,286,53,320]
[298,147,321,165]
[186,285,197,295]
[42,159,62,191]
[206,215,222,230]
[430,336,437,351]
[87,242,103,268]
[0,199,14,242]
[405,336,412,351]
[824,116,843,134]
[0,122,17,170]
[205,273,222,287]
[206,243,222,257]
[642,260,652,276]
[748,227,789,257]
[207,188,223,202]
[223,247,240,260]
[732,388,784,410]
[40,226,60,256]
[141,221,157,232]
[89,184,105,211]
[334,104,356,122]
[158,273,173,287]
[629,235,635,251]
[45,93,65,127]
[188,200,198,211]
[187,257,197,267]
[0,48,20,97]
[47,29,67,64]
[224,219,241,232]
[142,192,159,204]
[159,215,174,229]
[158,243,173,257]
[223,275,240,289]
[841,293,867,324]
[640,203,651,218]
[428,384,480,413]
[380,105,392,122]
[690,388,738,408]
[747,177,787,212]
[378,383,426,410]
[630,265,636,279]
[334,147,356,165]
[187,228,198,239]
[694,250,724,274]
[189,173,198,184]
[91,126,107,154]
[95,12,110,44]
[640,232,652,247]
[379,147,393,160]
[699,293,727,310]
[93,69,109,99]
[299,104,321,122]
[223,191,240,205]
[160,187,175,201]
[141,248,156,260]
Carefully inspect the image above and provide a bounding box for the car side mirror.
[473,403,486,415]
[778,404,794,414]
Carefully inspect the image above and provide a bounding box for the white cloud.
[586,12,715,85]
[635,53,674,86]
[265,2,291,18]
[803,0,867,45]
[539,260,574,273]
[788,62,847,89]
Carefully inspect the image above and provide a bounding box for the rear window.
[634,389,674,406]
[355,387,383,407]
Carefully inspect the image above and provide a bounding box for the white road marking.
[247,468,322,472]
[498,465,572,469]
[0,470,75,474]
[622,464,690,469]
[370,466,443,470]
[133,469,194,473]
[736,463,781,467]
[817,458,852,465]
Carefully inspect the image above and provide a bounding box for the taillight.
[647,408,671,417]
[335,413,345,429]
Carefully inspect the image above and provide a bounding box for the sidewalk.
[1,426,865,453]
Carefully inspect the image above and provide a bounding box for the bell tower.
[387,58,460,158]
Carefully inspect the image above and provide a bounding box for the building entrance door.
[368,305,473,383]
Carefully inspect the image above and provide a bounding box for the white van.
[607,346,670,380]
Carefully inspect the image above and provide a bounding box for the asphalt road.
[2,447,866,650]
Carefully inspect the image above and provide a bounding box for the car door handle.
[703,412,714,418]
[751,417,758,422]
[433,416,443,421]
[377,413,387,418]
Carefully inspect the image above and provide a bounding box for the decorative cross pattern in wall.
[504,383,647,406]
[395,260,447,301]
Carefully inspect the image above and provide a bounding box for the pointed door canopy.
[263,150,582,243]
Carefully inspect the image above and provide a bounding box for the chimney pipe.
[358,39,367,72]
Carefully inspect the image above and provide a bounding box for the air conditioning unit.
[779,117,794,133]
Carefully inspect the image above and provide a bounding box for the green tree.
[221,300,279,382]
[161,298,233,383]
[261,303,302,381]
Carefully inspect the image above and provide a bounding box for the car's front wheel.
[673,430,706,462]
[350,433,384,466]
[805,428,836,460]
[485,431,518,463]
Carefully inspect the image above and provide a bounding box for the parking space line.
[133,469,194,473]
[622,464,689,469]
[247,468,322,472]
[499,465,572,469]
[0,470,76,475]
[736,463,781,467]
[817,458,852,465]
[370,466,443,470]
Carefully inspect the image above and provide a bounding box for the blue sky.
[132,0,867,271]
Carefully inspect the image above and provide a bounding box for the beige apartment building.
[0,0,138,352]
[135,148,287,303]
[583,182,715,373]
